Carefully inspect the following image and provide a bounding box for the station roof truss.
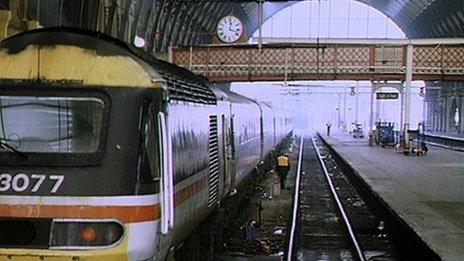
[1,0,463,54]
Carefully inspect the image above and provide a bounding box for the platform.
[425,132,464,152]
[425,132,464,141]
[320,131,464,261]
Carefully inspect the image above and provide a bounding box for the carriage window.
[0,96,104,153]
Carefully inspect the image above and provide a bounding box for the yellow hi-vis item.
[277,155,290,167]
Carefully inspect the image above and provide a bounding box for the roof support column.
[258,0,263,51]
[343,88,347,131]
[404,44,413,131]
[425,99,431,131]
[459,95,464,133]
[431,100,435,131]
[434,99,438,132]
[443,96,447,132]
[439,97,444,132]
[369,83,375,146]
[445,95,451,133]
[443,96,448,133]
[399,84,404,133]
[376,90,381,122]
[403,44,413,149]
[355,82,359,125]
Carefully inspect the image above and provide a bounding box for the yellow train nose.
[0,234,129,261]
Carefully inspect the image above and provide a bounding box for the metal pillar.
[399,85,404,133]
[430,100,434,131]
[460,96,464,133]
[437,90,442,132]
[258,0,263,51]
[459,96,464,133]
[403,44,413,150]
[433,100,440,131]
[369,85,374,130]
[444,96,450,133]
[430,101,433,132]
[343,88,347,131]
[456,96,459,133]
[337,93,341,129]
[404,44,413,131]
[422,92,427,130]
[369,84,375,145]
[433,101,437,131]
[440,98,445,132]
[355,83,359,125]
[429,100,433,131]
[438,98,442,132]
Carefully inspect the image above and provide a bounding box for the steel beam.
[172,39,464,82]
[148,0,164,52]
[252,37,464,46]
[156,0,176,51]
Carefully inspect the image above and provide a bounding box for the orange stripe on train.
[0,176,210,223]
[0,204,160,223]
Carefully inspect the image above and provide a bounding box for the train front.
[0,29,169,260]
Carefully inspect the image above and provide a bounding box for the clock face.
[217,16,243,43]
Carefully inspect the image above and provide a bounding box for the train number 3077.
[0,174,65,193]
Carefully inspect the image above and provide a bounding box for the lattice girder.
[172,42,464,82]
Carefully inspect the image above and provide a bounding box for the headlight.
[50,220,124,248]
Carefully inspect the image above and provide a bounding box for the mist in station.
[231,81,425,133]
[234,0,420,134]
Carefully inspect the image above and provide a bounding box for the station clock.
[216,15,243,43]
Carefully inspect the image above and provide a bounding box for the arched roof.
[1,0,463,53]
[245,0,464,39]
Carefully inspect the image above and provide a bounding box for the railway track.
[179,134,438,260]
[287,134,438,261]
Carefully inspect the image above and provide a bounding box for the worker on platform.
[326,122,332,136]
[276,154,291,190]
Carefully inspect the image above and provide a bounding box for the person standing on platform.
[276,154,290,190]
[326,122,332,136]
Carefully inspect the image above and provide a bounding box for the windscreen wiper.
[0,139,27,159]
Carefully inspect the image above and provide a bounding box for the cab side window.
[136,99,160,194]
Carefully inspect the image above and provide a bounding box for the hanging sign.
[376,92,399,100]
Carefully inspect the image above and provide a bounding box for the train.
[0,28,292,261]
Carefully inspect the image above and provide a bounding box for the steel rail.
[286,136,304,261]
[311,136,366,261]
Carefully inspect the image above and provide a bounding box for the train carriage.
[0,28,292,261]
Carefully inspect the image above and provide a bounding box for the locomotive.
[0,28,292,260]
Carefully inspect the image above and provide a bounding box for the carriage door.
[157,112,174,234]
[221,114,231,194]
[228,114,237,193]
